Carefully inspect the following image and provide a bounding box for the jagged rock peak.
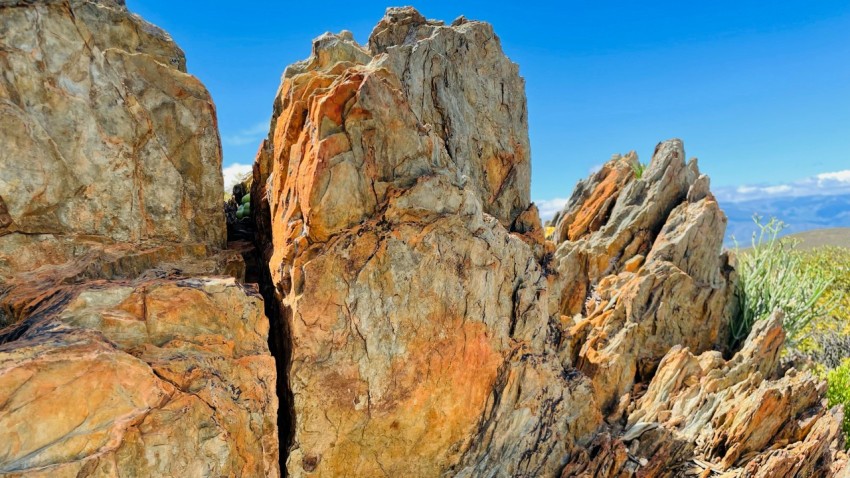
[253,7,574,477]
[552,142,847,476]
[368,6,443,53]
[261,6,530,240]
[548,139,736,410]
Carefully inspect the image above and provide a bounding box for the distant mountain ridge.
[721,193,850,245]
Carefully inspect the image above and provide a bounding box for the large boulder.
[0,278,279,477]
[0,0,225,277]
[253,7,597,476]
[0,1,278,476]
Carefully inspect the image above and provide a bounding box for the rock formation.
[0,1,278,476]
[563,313,847,477]
[253,7,847,477]
[252,8,597,476]
[0,2,846,477]
[0,0,224,277]
[548,141,737,411]
[0,278,278,477]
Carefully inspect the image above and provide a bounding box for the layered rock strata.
[562,314,847,477]
[548,141,737,410]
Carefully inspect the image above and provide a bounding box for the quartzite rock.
[562,313,847,477]
[0,0,225,276]
[549,140,736,410]
[2,2,845,477]
[253,7,596,476]
[0,278,278,477]
[253,7,847,477]
[0,1,278,477]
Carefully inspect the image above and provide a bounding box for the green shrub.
[730,217,838,348]
[799,246,850,324]
[629,160,647,179]
[796,246,850,367]
[827,359,850,447]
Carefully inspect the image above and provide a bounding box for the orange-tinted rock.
[0,0,225,275]
[253,8,595,476]
[0,278,278,477]
[553,155,636,244]
[550,140,736,409]
[0,2,278,476]
[561,314,846,477]
[252,7,845,477]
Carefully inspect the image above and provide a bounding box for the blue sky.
[128,1,850,217]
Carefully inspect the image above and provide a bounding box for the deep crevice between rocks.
[256,252,295,476]
[225,182,294,476]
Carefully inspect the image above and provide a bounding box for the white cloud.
[223,163,253,191]
[534,168,850,221]
[535,197,569,221]
[222,121,269,146]
[760,185,792,195]
[716,169,850,203]
[817,170,850,183]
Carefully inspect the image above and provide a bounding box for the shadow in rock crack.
[253,185,295,476]
[257,254,295,476]
[226,177,295,476]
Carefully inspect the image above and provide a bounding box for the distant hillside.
[721,193,850,245]
[778,227,850,250]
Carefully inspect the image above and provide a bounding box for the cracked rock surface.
[0,278,278,477]
[254,7,847,477]
[0,0,224,276]
[253,7,596,476]
[0,2,847,478]
[0,1,278,476]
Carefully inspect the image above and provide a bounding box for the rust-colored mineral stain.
[568,164,631,241]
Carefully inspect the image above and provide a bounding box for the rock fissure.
[0,3,847,477]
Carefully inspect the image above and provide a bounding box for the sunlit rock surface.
[0,0,224,275]
[0,1,278,476]
[253,7,596,476]
[0,278,278,477]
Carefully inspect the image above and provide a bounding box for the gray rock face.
[0,0,224,277]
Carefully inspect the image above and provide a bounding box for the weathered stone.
[0,278,278,477]
[562,314,846,477]
[0,0,225,274]
[253,7,592,476]
[3,2,842,477]
[0,2,278,477]
[549,140,736,409]
[253,6,847,477]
